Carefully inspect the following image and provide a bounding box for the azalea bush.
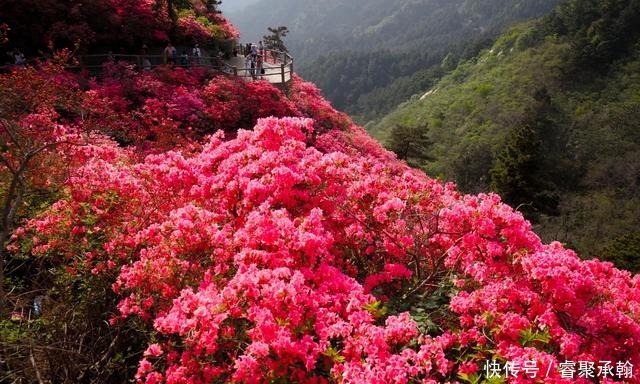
[0,62,147,382]
[175,10,239,42]
[176,11,221,42]
[1,52,639,383]
[85,66,301,150]
[17,114,640,383]
[2,0,236,54]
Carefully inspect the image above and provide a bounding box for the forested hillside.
[373,0,640,268]
[228,0,561,122]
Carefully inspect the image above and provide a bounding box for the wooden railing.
[221,45,294,85]
[237,44,293,66]
[74,53,224,73]
[74,47,294,85]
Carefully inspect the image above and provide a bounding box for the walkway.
[220,45,293,85]
[222,54,292,84]
[74,47,294,85]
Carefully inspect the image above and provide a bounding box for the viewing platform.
[219,44,293,85]
[72,46,293,85]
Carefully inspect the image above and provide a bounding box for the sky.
[219,0,260,14]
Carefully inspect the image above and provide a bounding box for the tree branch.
[0,119,25,153]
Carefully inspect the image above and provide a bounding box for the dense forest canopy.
[373,0,640,269]
[1,0,640,383]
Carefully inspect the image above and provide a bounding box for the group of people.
[162,42,203,68]
[244,41,266,80]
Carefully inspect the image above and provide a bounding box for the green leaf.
[323,346,345,363]
[519,328,550,347]
[458,372,481,384]
[483,374,507,384]
[363,300,387,318]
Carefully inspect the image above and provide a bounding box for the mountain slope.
[4,61,640,384]
[372,0,640,263]
[227,0,561,121]
[3,1,640,383]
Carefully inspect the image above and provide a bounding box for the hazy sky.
[220,0,273,42]
[220,0,260,14]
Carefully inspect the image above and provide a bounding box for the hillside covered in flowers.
[1,2,639,383]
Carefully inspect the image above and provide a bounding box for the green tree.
[263,26,290,53]
[387,123,432,168]
[154,0,193,31]
[542,0,640,69]
[490,122,542,215]
[441,53,457,71]
[489,107,565,220]
[597,231,640,273]
[205,0,222,13]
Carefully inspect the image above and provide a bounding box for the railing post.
[233,66,238,76]
[281,63,286,83]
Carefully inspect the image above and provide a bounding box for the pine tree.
[263,26,289,52]
[387,123,432,167]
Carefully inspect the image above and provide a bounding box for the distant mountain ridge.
[229,0,560,60]
[227,0,562,121]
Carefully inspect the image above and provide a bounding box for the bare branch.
[0,153,17,176]
[29,348,45,384]
[0,119,25,153]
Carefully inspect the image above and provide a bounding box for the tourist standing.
[180,50,189,68]
[164,42,177,65]
[13,50,26,67]
[244,54,252,79]
[192,43,201,66]
[141,44,151,71]
[250,55,257,80]
[256,53,264,79]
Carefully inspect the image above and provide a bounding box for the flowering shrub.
[108,0,163,45]
[176,11,219,42]
[289,74,352,134]
[209,12,240,39]
[2,40,638,383]
[82,66,300,150]
[21,114,640,383]
[201,76,299,133]
[174,10,239,41]
[3,0,235,56]
[0,62,117,191]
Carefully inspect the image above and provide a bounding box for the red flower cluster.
[2,0,236,53]
[82,64,302,152]
[22,114,640,382]
[4,60,639,383]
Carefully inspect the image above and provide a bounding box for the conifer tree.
[263,26,289,52]
[387,123,432,167]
